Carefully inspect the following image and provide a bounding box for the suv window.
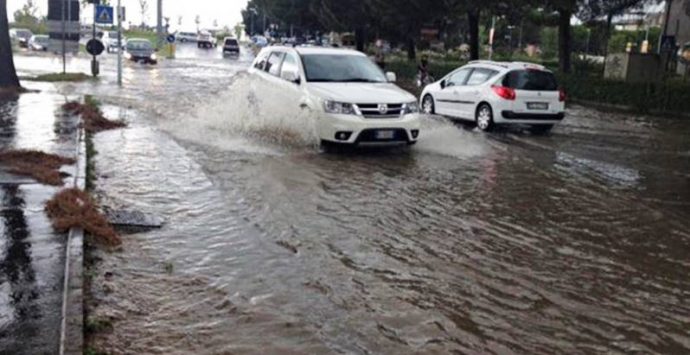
[502,70,558,91]
[225,39,238,46]
[466,68,497,86]
[447,69,471,87]
[254,51,270,70]
[265,52,285,76]
[280,53,299,80]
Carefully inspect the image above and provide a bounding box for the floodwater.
[14,46,690,354]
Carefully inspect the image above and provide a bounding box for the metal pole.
[117,0,122,86]
[157,0,162,49]
[61,0,66,74]
[91,3,97,77]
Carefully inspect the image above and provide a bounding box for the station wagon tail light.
[559,89,566,102]
[491,86,516,101]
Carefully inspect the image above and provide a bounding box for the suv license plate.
[376,130,395,140]
[527,102,549,110]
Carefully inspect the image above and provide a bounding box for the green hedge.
[560,75,690,114]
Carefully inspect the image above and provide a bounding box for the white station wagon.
[248,46,421,146]
[421,61,566,133]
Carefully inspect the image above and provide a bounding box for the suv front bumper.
[318,113,421,145]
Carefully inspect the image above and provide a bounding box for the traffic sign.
[47,0,80,54]
[166,34,176,44]
[86,39,105,56]
[95,5,114,24]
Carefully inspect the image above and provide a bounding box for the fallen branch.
[45,188,121,246]
[0,150,75,186]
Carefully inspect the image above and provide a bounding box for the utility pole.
[156,0,162,49]
[117,0,122,86]
[61,0,66,74]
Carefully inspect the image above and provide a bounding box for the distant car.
[222,37,240,55]
[175,31,197,43]
[29,35,50,51]
[124,39,158,64]
[420,61,566,133]
[10,28,33,48]
[249,46,421,147]
[102,31,125,53]
[197,31,217,48]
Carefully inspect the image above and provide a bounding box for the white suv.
[249,46,421,146]
[421,61,565,133]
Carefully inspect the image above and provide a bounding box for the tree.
[577,0,649,56]
[0,0,20,89]
[13,0,39,25]
[138,0,148,28]
[177,15,182,26]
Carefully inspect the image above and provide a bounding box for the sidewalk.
[0,84,82,354]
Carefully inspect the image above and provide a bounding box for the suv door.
[455,68,498,119]
[435,68,471,117]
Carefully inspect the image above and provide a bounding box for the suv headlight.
[324,101,358,115]
[403,101,420,114]
[150,53,157,60]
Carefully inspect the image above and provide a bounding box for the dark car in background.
[124,39,158,65]
[222,37,240,55]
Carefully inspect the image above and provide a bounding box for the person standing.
[374,39,386,70]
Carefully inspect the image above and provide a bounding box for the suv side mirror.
[281,69,301,84]
[386,72,397,82]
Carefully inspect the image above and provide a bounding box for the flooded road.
[15,48,690,354]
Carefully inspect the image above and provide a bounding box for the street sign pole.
[61,0,66,74]
[117,0,122,86]
[91,3,98,77]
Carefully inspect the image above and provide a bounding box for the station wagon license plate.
[527,102,549,110]
[376,130,395,140]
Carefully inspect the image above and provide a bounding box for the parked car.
[420,61,565,133]
[175,31,197,43]
[197,31,217,48]
[124,39,157,64]
[248,47,421,147]
[102,31,125,53]
[10,28,33,48]
[29,35,50,51]
[222,37,240,55]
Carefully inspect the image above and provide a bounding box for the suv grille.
[357,103,404,119]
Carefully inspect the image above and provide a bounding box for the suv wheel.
[476,103,495,132]
[422,95,435,114]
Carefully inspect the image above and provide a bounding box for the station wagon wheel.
[476,103,494,132]
[422,95,435,114]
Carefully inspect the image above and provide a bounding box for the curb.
[59,125,87,355]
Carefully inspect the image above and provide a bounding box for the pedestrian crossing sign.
[95,5,114,24]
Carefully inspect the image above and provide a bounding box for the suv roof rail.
[468,60,508,68]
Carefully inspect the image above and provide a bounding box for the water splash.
[161,73,320,154]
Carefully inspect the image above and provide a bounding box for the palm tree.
[0,0,20,90]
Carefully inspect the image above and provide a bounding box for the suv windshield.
[127,40,152,50]
[502,70,558,91]
[302,54,387,83]
[225,39,238,46]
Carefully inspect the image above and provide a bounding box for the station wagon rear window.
[502,70,558,91]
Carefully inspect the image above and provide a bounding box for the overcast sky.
[8,0,249,30]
